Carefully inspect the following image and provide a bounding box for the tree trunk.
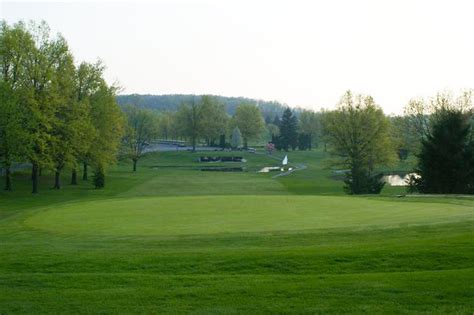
[4,166,12,191]
[53,171,61,189]
[83,162,88,180]
[243,138,248,150]
[133,159,137,172]
[192,136,196,152]
[71,168,78,185]
[39,168,42,176]
[32,163,39,194]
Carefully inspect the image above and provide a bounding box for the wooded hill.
[116,94,289,118]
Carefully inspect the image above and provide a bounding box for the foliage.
[323,91,396,194]
[410,107,474,194]
[230,127,242,149]
[278,108,298,151]
[200,95,228,145]
[122,106,159,171]
[175,97,204,151]
[117,94,288,117]
[298,109,321,149]
[92,164,105,188]
[88,83,125,187]
[231,103,265,148]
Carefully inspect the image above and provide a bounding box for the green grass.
[1,149,473,314]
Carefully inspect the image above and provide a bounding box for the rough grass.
[0,149,473,314]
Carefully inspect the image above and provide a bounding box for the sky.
[1,0,474,114]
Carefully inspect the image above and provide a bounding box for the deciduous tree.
[231,104,264,149]
[122,106,159,171]
[323,91,396,194]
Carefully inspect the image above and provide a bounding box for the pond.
[383,173,418,186]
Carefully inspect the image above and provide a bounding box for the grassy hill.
[0,149,473,313]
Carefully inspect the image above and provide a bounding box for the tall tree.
[49,36,80,189]
[23,22,69,193]
[0,22,30,191]
[88,83,125,188]
[323,91,395,194]
[157,111,174,140]
[0,83,27,191]
[200,95,228,146]
[175,97,203,152]
[279,108,298,151]
[298,110,321,150]
[231,103,264,149]
[73,61,104,183]
[410,105,474,193]
[122,106,159,171]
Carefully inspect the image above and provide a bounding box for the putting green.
[24,196,473,236]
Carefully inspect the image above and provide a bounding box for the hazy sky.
[2,0,474,113]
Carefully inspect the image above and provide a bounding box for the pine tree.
[279,108,298,152]
[411,108,474,194]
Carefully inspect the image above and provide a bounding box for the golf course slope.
[1,150,473,313]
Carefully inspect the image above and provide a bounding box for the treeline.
[322,91,474,194]
[124,90,473,195]
[2,21,472,195]
[116,94,288,117]
[0,21,124,193]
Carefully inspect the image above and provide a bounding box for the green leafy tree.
[157,111,174,140]
[49,37,80,189]
[122,106,159,171]
[73,61,105,183]
[0,22,31,191]
[231,103,264,149]
[175,97,204,152]
[323,91,396,194]
[0,83,27,190]
[200,95,228,146]
[88,83,125,188]
[23,22,70,193]
[389,115,419,160]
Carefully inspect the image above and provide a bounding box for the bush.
[93,166,105,189]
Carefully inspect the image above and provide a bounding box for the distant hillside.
[116,94,290,119]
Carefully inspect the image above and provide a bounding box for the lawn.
[1,149,473,313]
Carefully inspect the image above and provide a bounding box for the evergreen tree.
[279,108,298,151]
[411,108,474,194]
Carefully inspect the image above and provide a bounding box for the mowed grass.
[25,196,473,236]
[1,149,473,314]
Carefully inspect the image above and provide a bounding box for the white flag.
[282,155,288,165]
